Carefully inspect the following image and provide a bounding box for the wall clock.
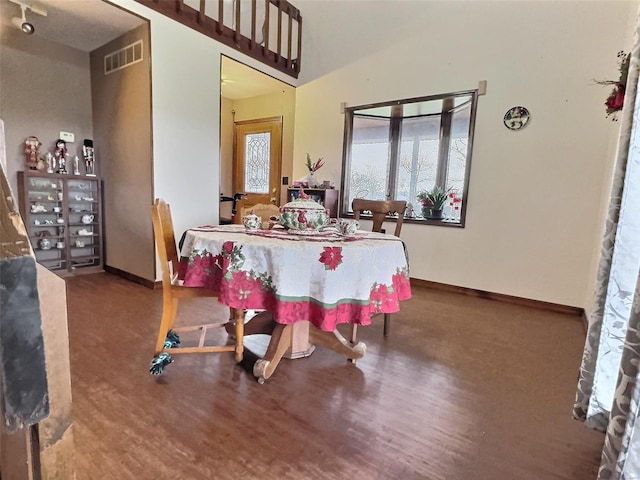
[503,106,530,131]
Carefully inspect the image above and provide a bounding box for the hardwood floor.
[66,272,603,480]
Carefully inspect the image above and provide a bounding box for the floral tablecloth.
[178,225,411,331]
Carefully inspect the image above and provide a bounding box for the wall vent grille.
[104,40,143,75]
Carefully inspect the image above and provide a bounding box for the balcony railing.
[134,0,302,78]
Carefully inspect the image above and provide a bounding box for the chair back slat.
[351,199,407,237]
[151,198,180,285]
[234,200,281,225]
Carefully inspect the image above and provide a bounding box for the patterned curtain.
[573,10,640,479]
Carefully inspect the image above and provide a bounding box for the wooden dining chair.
[351,198,407,340]
[149,198,244,375]
[234,199,281,226]
[352,198,407,238]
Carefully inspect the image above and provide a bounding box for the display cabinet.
[17,171,103,276]
[287,187,339,218]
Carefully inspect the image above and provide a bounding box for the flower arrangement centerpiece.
[596,50,631,120]
[305,153,325,187]
[417,185,451,219]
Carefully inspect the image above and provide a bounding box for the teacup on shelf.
[31,203,46,213]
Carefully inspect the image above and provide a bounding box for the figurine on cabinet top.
[54,139,68,174]
[24,136,41,170]
[45,152,54,173]
[83,139,95,176]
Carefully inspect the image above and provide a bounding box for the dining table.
[178,224,411,383]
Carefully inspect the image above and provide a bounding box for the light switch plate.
[59,131,75,142]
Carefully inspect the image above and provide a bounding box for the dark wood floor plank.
[66,273,603,480]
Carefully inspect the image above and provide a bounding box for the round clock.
[503,106,530,131]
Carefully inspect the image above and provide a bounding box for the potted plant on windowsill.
[417,185,450,220]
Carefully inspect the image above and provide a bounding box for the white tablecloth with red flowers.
[178,225,411,332]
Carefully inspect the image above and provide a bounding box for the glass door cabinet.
[18,171,103,276]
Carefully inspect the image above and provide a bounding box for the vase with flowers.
[417,185,451,220]
[305,153,325,187]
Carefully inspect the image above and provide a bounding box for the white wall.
[109,0,296,261]
[109,0,636,307]
[293,0,637,308]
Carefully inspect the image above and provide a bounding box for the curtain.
[573,11,640,480]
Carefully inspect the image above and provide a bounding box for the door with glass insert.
[233,117,282,204]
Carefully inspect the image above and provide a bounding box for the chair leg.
[154,297,179,355]
[231,308,245,362]
[383,313,390,337]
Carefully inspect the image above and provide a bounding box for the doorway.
[220,56,296,220]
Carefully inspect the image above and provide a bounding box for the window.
[243,132,271,193]
[341,90,479,226]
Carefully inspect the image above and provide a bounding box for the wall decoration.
[503,106,530,131]
[595,51,630,121]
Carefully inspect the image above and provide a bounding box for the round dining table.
[179,224,411,382]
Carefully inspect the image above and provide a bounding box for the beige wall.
[90,24,153,281]
[227,88,296,205]
[293,0,637,308]
[0,9,93,197]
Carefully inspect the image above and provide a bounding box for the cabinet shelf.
[30,235,64,240]
[287,187,339,218]
[71,254,100,261]
[18,171,104,277]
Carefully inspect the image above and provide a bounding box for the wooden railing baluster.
[234,0,241,44]
[198,0,205,24]
[276,0,282,60]
[286,5,292,68]
[250,0,257,49]
[263,0,270,57]
[217,0,224,35]
[295,7,301,71]
[133,0,301,78]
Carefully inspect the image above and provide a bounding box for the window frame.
[339,89,479,228]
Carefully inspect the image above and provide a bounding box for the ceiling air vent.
[104,40,143,75]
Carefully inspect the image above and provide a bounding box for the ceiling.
[221,56,291,100]
[2,0,146,52]
[1,0,289,99]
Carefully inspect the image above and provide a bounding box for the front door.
[233,117,282,205]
